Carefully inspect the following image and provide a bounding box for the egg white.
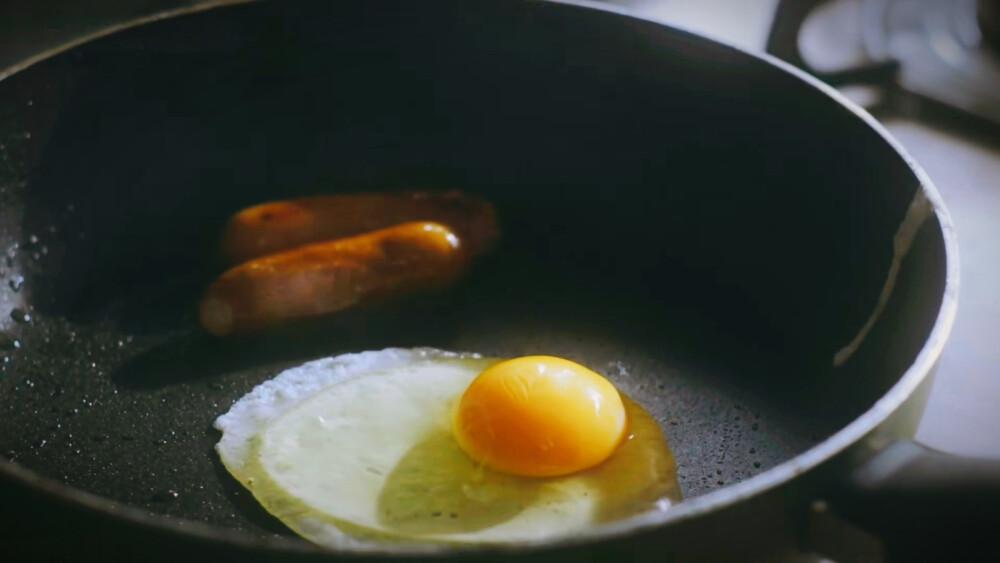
[214,348,678,548]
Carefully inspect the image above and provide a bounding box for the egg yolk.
[452,356,628,477]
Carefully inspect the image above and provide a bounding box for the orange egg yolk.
[452,356,628,477]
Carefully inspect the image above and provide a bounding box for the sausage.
[219,191,498,266]
[200,221,468,336]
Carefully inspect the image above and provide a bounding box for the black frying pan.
[0,0,995,561]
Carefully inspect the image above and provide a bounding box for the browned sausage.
[219,191,498,266]
[200,221,468,336]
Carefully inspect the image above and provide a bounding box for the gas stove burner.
[768,0,1000,132]
[864,0,1000,122]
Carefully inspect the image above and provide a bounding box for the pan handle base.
[825,439,1000,561]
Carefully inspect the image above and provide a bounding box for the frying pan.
[0,0,996,561]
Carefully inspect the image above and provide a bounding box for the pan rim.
[0,0,960,557]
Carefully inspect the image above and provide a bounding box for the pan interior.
[0,0,947,545]
[0,255,830,537]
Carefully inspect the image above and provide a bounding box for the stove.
[1,0,999,561]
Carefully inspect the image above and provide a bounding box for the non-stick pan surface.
[0,0,951,559]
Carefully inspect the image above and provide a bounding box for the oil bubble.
[0,334,17,350]
[151,489,180,502]
[10,308,30,323]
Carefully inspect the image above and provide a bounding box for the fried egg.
[214,348,679,548]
